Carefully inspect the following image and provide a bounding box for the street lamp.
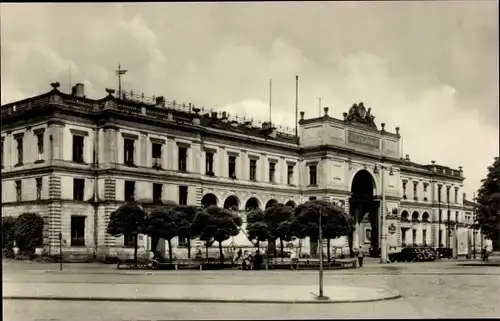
[317,207,328,300]
[58,232,63,271]
[373,164,393,264]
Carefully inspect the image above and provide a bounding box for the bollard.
[175,264,178,271]
[199,264,203,271]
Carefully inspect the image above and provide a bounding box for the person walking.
[356,246,365,268]
[253,250,263,270]
[290,248,298,270]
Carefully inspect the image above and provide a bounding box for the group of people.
[234,249,264,270]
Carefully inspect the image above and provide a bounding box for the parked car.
[388,248,426,262]
[436,247,453,259]
[417,248,437,261]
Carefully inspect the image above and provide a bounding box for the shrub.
[2,216,17,258]
[14,213,44,256]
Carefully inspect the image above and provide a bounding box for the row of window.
[402,180,460,203]
[13,178,189,205]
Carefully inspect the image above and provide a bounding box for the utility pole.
[317,207,328,300]
[116,64,128,99]
[380,166,387,263]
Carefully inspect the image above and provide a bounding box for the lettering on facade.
[347,132,380,149]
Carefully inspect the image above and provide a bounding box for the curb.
[2,294,402,304]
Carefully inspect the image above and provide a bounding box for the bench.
[335,258,357,269]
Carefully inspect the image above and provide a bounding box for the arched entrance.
[349,169,379,257]
[245,198,260,211]
[201,193,218,208]
[265,199,278,209]
[224,195,240,211]
[285,200,296,208]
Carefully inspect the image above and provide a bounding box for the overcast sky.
[1,2,498,198]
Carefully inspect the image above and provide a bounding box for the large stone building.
[1,81,476,260]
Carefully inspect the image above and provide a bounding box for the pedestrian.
[482,246,489,262]
[253,250,263,270]
[236,248,242,262]
[356,246,365,267]
[242,251,251,270]
[290,248,298,270]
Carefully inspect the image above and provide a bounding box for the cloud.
[0,2,497,198]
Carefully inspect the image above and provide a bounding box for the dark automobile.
[388,248,426,262]
[420,248,437,261]
[436,247,453,259]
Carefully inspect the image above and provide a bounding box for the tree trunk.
[219,241,224,264]
[206,244,209,260]
[151,236,159,255]
[280,239,284,259]
[327,239,331,262]
[134,235,138,266]
[187,236,191,259]
[348,231,354,258]
[167,239,173,261]
[256,240,260,249]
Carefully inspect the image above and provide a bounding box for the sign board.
[347,132,380,149]
[457,228,469,256]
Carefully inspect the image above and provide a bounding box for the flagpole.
[295,75,299,139]
[269,79,272,124]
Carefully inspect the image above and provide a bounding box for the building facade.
[1,82,476,260]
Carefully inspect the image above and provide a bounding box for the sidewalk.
[2,282,400,303]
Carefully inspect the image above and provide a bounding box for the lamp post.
[317,207,328,300]
[374,164,392,263]
[58,232,63,271]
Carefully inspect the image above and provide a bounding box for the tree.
[176,205,202,258]
[246,209,270,248]
[475,157,500,251]
[191,206,243,264]
[107,202,145,265]
[263,203,295,258]
[14,213,44,256]
[292,200,354,260]
[141,207,180,261]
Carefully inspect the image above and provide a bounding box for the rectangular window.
[402,181,407,199]
[454,189,458,203]
[439,230,443,247]
[249,159,257,181]
[446,187,450,203]
[124,234,134,247]
[413,182,418,200]
[228,156,236,178]
[124,138,135,165]
[422,230,427,245]
[178,147,187,172]
[15,180,22,202]
[16,137,23,165]
[152,142,162,167]
[36,177,42,200]
[153,183,163,204]
[287,164,294,185]
[401,228,407,245]
[309,165,317,185]
[72,135,84,163]
[36,133,44,160]
[412,229,417,245]
[179,185,188,205]
[205,152,214,175]
[438,186,442,203]
[309,196,317,201]
[73,178,85,201]
[124,180,135,202]
[71,216,86,246]
[269,162,276,183]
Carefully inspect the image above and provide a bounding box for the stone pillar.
[48,120,65,161]
[140,132,148,167]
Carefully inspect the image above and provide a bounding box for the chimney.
[323,107,329,116]
[463,192,466,201]
[221,112,228,122]
[74,83,85,98]
[300,111,305,120]
[262,121,271,130]
[405,154,410,161]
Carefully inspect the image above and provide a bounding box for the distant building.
[1,81,477,260]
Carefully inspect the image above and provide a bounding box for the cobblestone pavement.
[3,260,500,320]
